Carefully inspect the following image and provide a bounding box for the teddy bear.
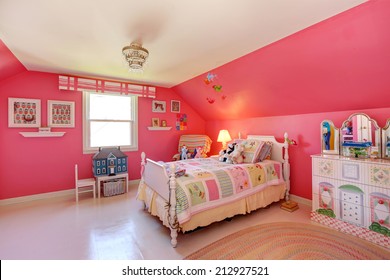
[231,143,244,164]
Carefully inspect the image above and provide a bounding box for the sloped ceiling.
[173,0,390,120]
[0,0,366,87]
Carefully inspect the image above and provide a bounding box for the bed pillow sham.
[239,139,265,163]
[255,141,273,162]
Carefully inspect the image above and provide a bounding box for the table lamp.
[217,129,232,150]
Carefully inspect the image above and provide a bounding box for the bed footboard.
[140,152,178,247]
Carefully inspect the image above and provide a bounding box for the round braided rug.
[184,222,390,260]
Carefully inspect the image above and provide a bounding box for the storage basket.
[103,179,125,197]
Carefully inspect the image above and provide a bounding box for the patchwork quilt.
[164,158,285,224]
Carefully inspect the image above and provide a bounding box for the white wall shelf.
[147,127,172,131]
[19,132,66,137]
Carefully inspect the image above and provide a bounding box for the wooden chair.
[75,164,96,202]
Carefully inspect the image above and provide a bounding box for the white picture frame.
[171,100,181,113]
[8,97,41,128]
[152,100,166,113]
[48,100,75,128]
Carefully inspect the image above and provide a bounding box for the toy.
[180,145,188,160]
[231,143,244,164]
[218,149,226,161]
[92,147,128,176]
[219,142,236,163]
[194,146,203,158]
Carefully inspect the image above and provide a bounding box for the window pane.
[90,121,131,147]
[90,94,131,120]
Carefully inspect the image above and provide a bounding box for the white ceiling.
[0,0,367,88]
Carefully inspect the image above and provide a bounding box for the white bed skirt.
[137,181,287,233]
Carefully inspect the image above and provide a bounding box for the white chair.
[75,164,96,202]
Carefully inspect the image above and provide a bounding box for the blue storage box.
[342,141,372,158]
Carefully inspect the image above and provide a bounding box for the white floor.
[0,183,312,260]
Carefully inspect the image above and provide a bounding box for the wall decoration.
[176,113,188,130]
[171,100,180,113]
[48,100,75,127]
[161,120,167,127]
[204,72,217,85]
[203,72,225,104]
[8,98,41,127]
[152,100,166,113]
[152,118,160,127]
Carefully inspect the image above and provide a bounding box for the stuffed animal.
[218,149,226,162]
[231,143,244,164]
[194,146,203,158]
[220,143,236,163]
[180,145,189,160]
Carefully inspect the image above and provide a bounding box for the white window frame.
[83,91,138,154]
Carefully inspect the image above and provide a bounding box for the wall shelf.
[147,126,172,131]
[19,132,66,137]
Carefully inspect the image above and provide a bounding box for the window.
[83,92,138,154]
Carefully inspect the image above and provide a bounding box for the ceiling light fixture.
[122,42,149,72]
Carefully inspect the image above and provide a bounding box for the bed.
[136,133,291,247]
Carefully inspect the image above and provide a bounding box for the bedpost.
[138,152,147,209]
[140,152,146,181]
[169,162,178,247]
[283,132,291,201]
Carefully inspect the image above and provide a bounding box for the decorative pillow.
[240,139,265,163]
[256,142,273,162]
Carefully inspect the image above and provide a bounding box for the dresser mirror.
[321,120,339,155]
[339,113,381,158]
[382,119,390,159]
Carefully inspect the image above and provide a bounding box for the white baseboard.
[0,179,140,206]
[289,194,312,207]
[0,189,74,206]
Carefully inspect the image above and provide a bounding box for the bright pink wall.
[171,0,390,201]
[173,0,390,121]
[0,71,206,199]
[0,39,26,81]
[206,108,390,200]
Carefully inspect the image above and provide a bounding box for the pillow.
[264,141,273,160]
[256,142,272,162]
[240,139,265,163]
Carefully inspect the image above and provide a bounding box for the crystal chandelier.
[122,42,149,72]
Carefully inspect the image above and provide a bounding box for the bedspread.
[165,158,285,224]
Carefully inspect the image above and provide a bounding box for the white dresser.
[311,154,390,248]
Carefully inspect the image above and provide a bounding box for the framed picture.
[8,97,41,127]
[152,100,166,113]
[48,100,75,127]
[152,118,160,127]
[171,100,180,113]
[161,120,167,127]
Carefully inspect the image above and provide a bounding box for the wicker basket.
[103,180,125,197]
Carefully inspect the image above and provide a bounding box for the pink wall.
[0,40,26,81]
[206,108,390,200]
[173,0,390,121]
[2,0,390,202]
[171,0,390,200]
[0,71,206,199]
